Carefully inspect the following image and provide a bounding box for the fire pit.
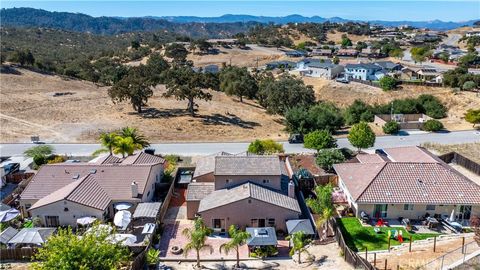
[170,245,183,255]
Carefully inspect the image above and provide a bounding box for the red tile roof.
[334,146,480,205]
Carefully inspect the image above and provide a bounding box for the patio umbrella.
[114,202,133,211]
[108,234,137,245]
[449,209,456,222]
[76,216,97,226]
[114,210,131,230]
[0,209,20,223]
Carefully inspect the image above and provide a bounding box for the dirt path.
[0,112,68,141]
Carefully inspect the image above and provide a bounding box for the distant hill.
[1,8,478,35]
[0,8,256,36]
[155,14,477,30]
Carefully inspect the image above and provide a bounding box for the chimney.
[288,180,295,198]
[131,181,138,198]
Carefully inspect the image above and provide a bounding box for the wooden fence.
[5,172,35,184]
[349,78,381,88]
[398,80,443,87]
[0,248,37,261]
[438,152,480,176]
[129,247,147,270]
[332,218,375,270]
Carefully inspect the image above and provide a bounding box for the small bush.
[463,81,477,91]
[382,121,400,134]
[422,119,444,132]
[379,76,397,91]
[47,155,66,164]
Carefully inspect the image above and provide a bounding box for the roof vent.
[90,169,97,174]
[72,174,80,180]
[386,192,392,196]
[417,179,423,184]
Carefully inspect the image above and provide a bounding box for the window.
[213,219,225,229]
[251,219,258,227]
[426,205,436,211]
[147,191,151,197]
[258,219,266,227]
[45,216,60,227]
[263,179,269,184]
[267,218,275,227]
[404,204,414,211]
[226,179,231,184]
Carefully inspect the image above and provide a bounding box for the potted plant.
[146,248,160,269]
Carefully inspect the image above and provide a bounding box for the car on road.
[288,134,304,144]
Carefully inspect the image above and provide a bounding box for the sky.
[1,1,478,21]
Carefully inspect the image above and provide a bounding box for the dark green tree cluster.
[258,74,316,115]
[285,103,344,134]
[247,24,293,48]
[219,66,258,102]
[8,49,35,66]
[378,76,398,91]
[443,67,480,90]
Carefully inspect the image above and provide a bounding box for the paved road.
[1,130,479,157]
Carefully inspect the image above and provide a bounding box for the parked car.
[336,77,349,84]
[288,134,304,144]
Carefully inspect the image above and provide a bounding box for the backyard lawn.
[337,217,439,251]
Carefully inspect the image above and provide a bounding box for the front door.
[212,219,225,232]
[373,204,388,218]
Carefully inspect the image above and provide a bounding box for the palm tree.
[219,225,251,268]
[95,132,119,155]
[113,137,135,158]
[120,127,150,150]
[24,145,53,158]
[317,207,335,241]
[286,231,311,264]
[182,217,213,268]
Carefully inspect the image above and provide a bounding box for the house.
[20,152,165,227]
[265,61,296,70]
[186,155,301,232]
[359,47,386,59]
[296,59,344,79]
[336,49,359,57]
[466,31,480,37]
[285,50,306,58]
[373,61,403,72]
[345,63,386,81]
[334,146,480,223]
[374,113,431,130]
[309,49,333,57]
[400,66,442,82]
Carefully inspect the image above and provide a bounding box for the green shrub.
[463,81,477,91]
[422,119,444,132]
[379,76,397,91]
[247,139,284,155]
[382,121,400,134]
[316,149,346,172]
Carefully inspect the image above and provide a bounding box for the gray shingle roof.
[186,183,215,201]
[246,227,277,246]
[286,219,315,235]
[132,202,162,219]
[214,156,282,176]
[198,182,301,212]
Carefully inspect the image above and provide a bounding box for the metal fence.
[421,241,479,270]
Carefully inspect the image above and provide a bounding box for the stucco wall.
[357,203,480,220]
[187,201,200,219]
[198,197,300,232]
[29,200,105,227]
[214,175,282,191]
[141,163,164,202]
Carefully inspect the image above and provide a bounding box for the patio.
[159,221,250,260]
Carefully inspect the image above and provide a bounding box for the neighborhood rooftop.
[198,182,301,213]
[334,146,480,205]
[214,155,282,176]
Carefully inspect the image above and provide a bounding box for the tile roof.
[334,146,480,205]
[30,174,111,210]
[22,153,163,204]
[214,156,282,176]
[193,152,232,179]
[198,182,301,213]
[358,163,480,204]
[356,153,387,164]
[121,152,165,165]
[186,182,215,201]
[132,202,162,219]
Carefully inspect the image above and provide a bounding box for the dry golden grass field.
[0,67,286,143]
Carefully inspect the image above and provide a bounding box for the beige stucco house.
[334,146,480,225]
[186,154,301,233]
[20,153,165,227]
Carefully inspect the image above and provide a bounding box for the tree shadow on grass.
[135,108,260,129]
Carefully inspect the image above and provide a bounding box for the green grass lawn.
[337,217,439,252]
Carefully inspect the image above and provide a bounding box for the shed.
[286,219,315,235]
[246,227,278,246]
